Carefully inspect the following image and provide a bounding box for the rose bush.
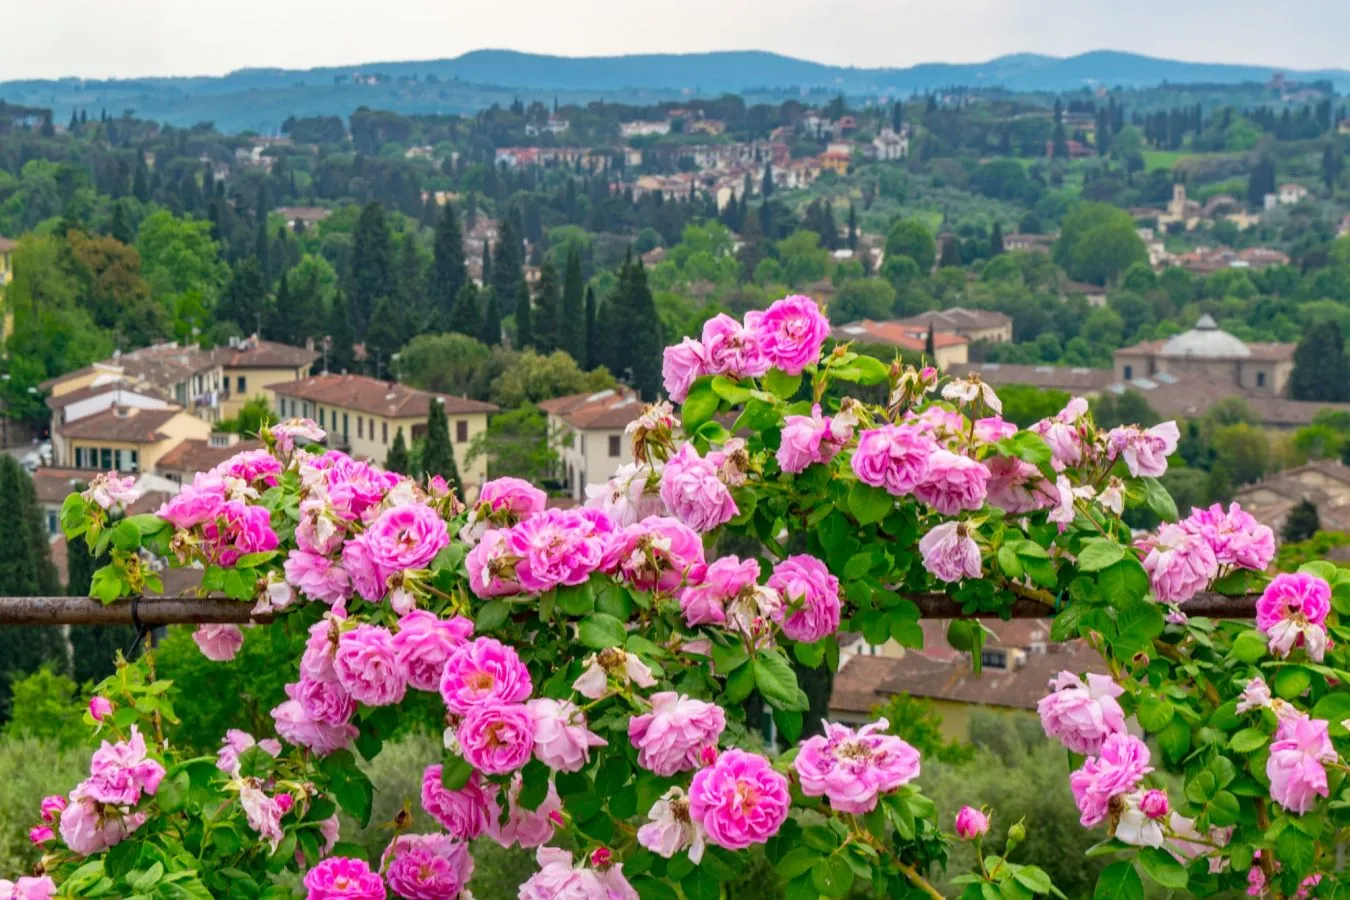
[6,292,1345,899]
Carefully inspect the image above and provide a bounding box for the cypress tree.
[421,399,462,497]
[990,221,1005,256]
[327,294,356,374]
[617,258,663,400]
[255,219,273,287]
[514,281,533,350]
[479,287,502,347]
[491,218,524,307]
[847,204,858,251]
[364,297,403,379]
[938,236,962,268]
[560,248,585,361]
[133,158,150,203]
[396,233,426,328]
[448,283,481,338]
[67,500,136,684]
[533,262,562,353]
[1282,498,1321,543]
[584,286,598,369]
[386,427,410,474]
[481,239,493,289]
[109,201,134,245]
[924,328,936,359]
[1290,322,1350,402]
[350,202,395,336]
[432,202,467,325]
[291,267,325,347]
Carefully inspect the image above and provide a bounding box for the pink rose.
[1181,502,1275,571]
[302,857,386,900]
[293,678,357,728]
[28,826,54,845]
[392,610,473,692]
[638,787,706,863]
[271,696,358,756]
[1267,716,1336,815]
[509,508,610,591]
[157,471,228,529]
[1139,789,1170,819]
[1107,421,1180,478]
[216,729,282,775]
[851,425,936,496]
[480,476,547,517]
[913,450,989,515]
[201,500,279,566]
[1068,733,1152,827]
[465,528,523,598]
[985,456,1056,514]
[659,444,738,533]
[82,472,140,511]
[334,625,407,707]
[767,554,841,643]
[744,294,830,375]
[59,788,145,856]
[192,623,244,662]
[1257,572,1331,661]
[519,847,639,900]
[973,416,1017,443]
[918,521,982,583]
[0,876,56,900]
[777,405,851,474]
[39,795,66,822]
[688,749,789,849]
[84,725,165,806]
[1140,523,1218,605]
[794,719,921,813]
[486,776,563,849]
[381,833,473,900]
[270,417,325,451]
[439,637,533,715]
[1037,671,1127,754]
[955,806,989,839]
[213,448,283,488]
[420,765,494,840]
[604,516,707,594]
[457,702,535,774]
[585,462,666,527]
[679,555,760,627]
[663,337,710,403]
[701,313,770,379]
[528,698,607,772]
[362,504,449,573]
[629,692,727,777]
[284,551,352,605]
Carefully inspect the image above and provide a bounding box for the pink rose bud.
[275,793,294,814]
[700,745,720,766]
[1139,789,1170,820]
[89,696,113,722]
[40,795,67,822]
[29,825,55,844]
[955,806,989,840]
[590,847,613,868]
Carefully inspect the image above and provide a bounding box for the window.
[382,422,388,444]
[1123,364,1133,380]
[318,408,325,428]
[369,418,375,440]
[47,512,57,536]
[1256,371,1266,388]
[74,447,84,468]
[130,450,139,471]
[236,376,246,394]
[979,649,1007,670]
[456,420,469,443]
[608,435,621,457]
[113,449,123,471]
[100,448,112,471]
[358,417,364,439]
[343,413,349,439]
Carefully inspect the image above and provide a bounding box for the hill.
[2,48,1345,134]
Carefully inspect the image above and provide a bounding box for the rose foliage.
[7,294,1348,899]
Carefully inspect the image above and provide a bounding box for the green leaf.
[556,582,596,616]
[475,600,510,632]
[1276,827,1316,880]
[1095,558,1150,604]
[1273,666,1311,700]
[682,378,720,431]
[811,855,855,897]
[1229,728,1269,753]
[1135,696,1174,732]
[723,662,756,704]
[331,769,374,827]
[998,545,1024,579]
[631,876,680,900]
[1230,630,1268,664]
[1204,790,1240,827]
[848,482,894,525]
[773,708,803,743]
[753,652,806,710]
[848,354,891,386]
[1093,862,1143,900]
[1013,866,1054,895]
[1111,601,1164,656]
[711,375,753,406]
[1077,540,1125,572]
[233,550,278,568]
[793,640,826,668]
[440,752,474,790]
[763,368,803,400]
[775,848,819,879]
[1141,477,1178,522]
[681,867,722,900]
[1136,848,1187,890]
[1313,691,1350,729]
[578,614,627,649]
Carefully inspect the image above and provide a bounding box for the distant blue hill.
[2,49,1345,134]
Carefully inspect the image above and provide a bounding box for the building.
[1098,370,1350,430]
[274,207,331,231]
[830,320,969,369]
[1234,461,1350,538]
[619,120,672,139]
[32,467,100,537]
[268,374,498,488]
[947,362,1115,395]
[0,234,15,347]
[871,128,909,161]
[1002,233,1054,254]
[61,405,214,474]
[1113,314,1294,395]
[47,380,174,467]
[819,143,853,175]
[1157,183,1202,232]
[154,434,264,483]
[42,344,226,423]
[1277,183,1310,206]
[210,335,319,420]
[894,308,1013,345]
[538,388,643,502]
[1061,281,1109,308]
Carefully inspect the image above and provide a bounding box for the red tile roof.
[31,468,102,506]
[0,235,17,253]
[155,438,264,474]
[60,407,183,443]
[270,374,498,418]
[538,389,643,430]
[210,338,319,370]
[832,320,969,351]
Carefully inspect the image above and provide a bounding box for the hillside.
[2,48,1345,133]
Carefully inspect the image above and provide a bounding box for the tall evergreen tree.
[479,287,502,347]
[738,206,766,280]
[132,158,150,203]
[761,163,774,198]
[990,221,1005,256]
[938,236,962,268]
[221,259,268,334]
[432,202,467,325]
[614,258,663,400]
[290,266,325,347]
[421,399,462,497]
[584,286,598,370]
[924,327,936,359]
[350,202,395,336]
[560,248,585,361]
[846,204,858,251]
[533,262,562,353]
[327,293,356,374]
[514,281,533,350]
[109,201,134,245]
[1290,322,1350,402]
[396,233,426,327]
[255,219,273,287]
[1282,498,1321,543]
[364,297,404,379]
[491,218,525,307]
[386,427,410,474]
[448,283,481,338]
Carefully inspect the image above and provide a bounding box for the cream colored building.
[42,343,225,425]
[538,389,642,502]
[1113,314,1294,396]
[63,405,214,473]
[211,336,319,420]
[1234,460,1350,537]
[830,320,970,369]
[895,308,1013,345]
[268,374,498,488]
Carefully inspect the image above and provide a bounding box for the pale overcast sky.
[1,0,1346,81]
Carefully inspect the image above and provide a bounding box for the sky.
[1,0,1348,81]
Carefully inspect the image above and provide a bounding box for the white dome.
[1159,314,1250,358]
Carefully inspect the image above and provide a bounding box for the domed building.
[1113,315,1295,396]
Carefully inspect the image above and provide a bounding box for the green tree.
[1091,390,1160,430]
[489,350,615,408]
[584,286,598,369]
[398,333,496,397]
[612,258,664,400]
[350,202,394,336]
[1213,423,1272,486]
[873,693,974,765]
[533,262,562,354]
[220,258,268,335]
[220,396,273,437]
[1289,322,1350,402]
[560,248,585,361]
[514,281,534,351]
[1053,202,1147,285]
[420,399,462,496]
[363,296,404,379]
[1283,498,1321,543]
[989,221,1004,256]
[327,293,356,374]
[491,218,525,309]
[431,202,466,326]
[464,404,558,483]
[479,287,502,347]
[447,283,481,338]
[386,427,410,474]
[831,278,895,322]
[884,219,937,273]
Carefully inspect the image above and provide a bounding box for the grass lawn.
[1141,149,1235,171]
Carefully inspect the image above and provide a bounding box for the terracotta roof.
[210,338,319,370]
[1115,336,1294,363]
[949,362,1114,393]
[895,308,1012,333]
[60,406,183,443]
[538,389,643,430]
[0,235,16,253]
[45,380,173,411]
[117,343,219,385]
[31,468,101,506]
[831,320,969,351]
[155,438,264,474]
[270,374,498,418]
[1234,460,1350,535]
[273,206,331,223]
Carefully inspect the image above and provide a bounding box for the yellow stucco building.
[210,337,319,420]
[63,406,214,473]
